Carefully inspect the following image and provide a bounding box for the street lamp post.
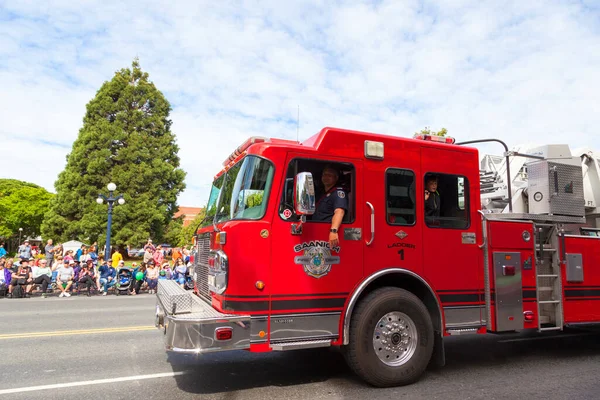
[97,183,125,263]
[18,227,23,244]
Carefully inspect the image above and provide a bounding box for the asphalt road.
[2,294,600,400]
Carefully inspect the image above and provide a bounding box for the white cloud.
[0,0,599,208]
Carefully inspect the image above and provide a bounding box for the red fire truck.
[155,127,600,387]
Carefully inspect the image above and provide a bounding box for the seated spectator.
[146,262,159,294]
[77,263,96,296]
[131,263,147,295]
[52,256,65,283]
[81,259,102,292]
[172,259,187,288]
[0,259,11,297]
[158,269,168,281]
[9,258,33,298]
[98,261,116,296]
[161,262,172,280]
[32,259,52,298]
[4,258,15,274]
[56,260,75,297]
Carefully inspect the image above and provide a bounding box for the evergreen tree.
[42,59,186,248]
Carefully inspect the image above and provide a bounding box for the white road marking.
[0,371,189,395]
[498,332,596,343]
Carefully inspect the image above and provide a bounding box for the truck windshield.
[212,156,274,224]
[200,174,225,228]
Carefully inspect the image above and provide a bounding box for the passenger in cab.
[424,174,441,217]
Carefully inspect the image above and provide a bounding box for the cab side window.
[424,173,469,229]
[279,159,355,224]
[386,169,416,226]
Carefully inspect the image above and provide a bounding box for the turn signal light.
[215,327,233,341]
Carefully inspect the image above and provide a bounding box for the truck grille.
[195,233,211,301]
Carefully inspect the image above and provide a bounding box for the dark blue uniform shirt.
[312,187,348,222]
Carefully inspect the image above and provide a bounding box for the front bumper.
[155,280,251,353]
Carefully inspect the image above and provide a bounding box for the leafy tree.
[179,209,206,246]
[164,216,184,247]
[0,179,54,244]
[41,59,186,248]
[416,127,448,137]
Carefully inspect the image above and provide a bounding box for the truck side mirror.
[294,172,316,215]
[291,172,315,235]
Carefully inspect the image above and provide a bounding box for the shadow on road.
[440,329,600,373]
[167,347,359,395]
[166,330,600,395]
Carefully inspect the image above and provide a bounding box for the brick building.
[173,207,203,227]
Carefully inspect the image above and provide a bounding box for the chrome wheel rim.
[373,311,418,366]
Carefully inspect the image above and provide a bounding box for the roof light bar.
[223,136,269,166]
[413,133,455,144]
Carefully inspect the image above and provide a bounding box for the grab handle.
[366,202,374,246]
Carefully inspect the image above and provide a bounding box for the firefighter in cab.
[312,165,347,249]
[424,174,441,217]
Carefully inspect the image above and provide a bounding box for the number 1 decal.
[398,249,404,261]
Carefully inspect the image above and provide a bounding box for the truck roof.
[216,126,478,177]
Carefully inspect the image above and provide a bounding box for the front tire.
[345,287,434,387]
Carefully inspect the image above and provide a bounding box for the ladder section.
[534,224,564,332]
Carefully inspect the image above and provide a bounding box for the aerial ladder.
[476,143,600,332]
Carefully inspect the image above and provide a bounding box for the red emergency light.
[413,133,456,144]
[223,136,269,166]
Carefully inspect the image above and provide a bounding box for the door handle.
[477,210,487,249]
[366,202,374,245]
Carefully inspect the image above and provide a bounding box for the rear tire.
[344,287,434,387]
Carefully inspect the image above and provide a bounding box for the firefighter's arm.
[329,208,345,249]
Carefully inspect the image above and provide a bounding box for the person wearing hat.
[424,174,441,217]
[8,258,33,298]
[161,262,172,280]
[18,240,32,260]
[98,260,116,296]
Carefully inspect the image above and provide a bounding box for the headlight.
[208,250,228,294]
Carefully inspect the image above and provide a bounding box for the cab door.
[420,147,484,330]
[269,155,364,342]
[362,145,423,280]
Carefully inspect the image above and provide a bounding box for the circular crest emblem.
[283,209,293,219]
[293,241,341,279]
[260,229,269,239]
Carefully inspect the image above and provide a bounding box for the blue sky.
[1,0,599,206]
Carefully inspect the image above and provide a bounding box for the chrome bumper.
[155,280,251,353]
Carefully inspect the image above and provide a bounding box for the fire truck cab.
[155,127,600,387]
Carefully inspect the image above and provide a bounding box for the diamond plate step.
[271,339,332,351]
[447,328,479,336]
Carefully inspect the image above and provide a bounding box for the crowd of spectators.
[0,239,193,299]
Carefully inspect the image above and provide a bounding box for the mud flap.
[428,330,445,369]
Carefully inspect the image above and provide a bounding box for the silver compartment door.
[493,252,523,332]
